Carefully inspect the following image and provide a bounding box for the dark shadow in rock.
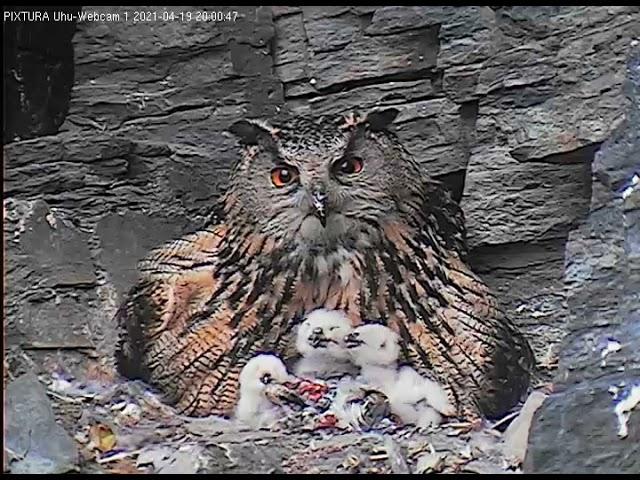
[3,6,78,143]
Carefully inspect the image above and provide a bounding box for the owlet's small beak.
[311,191,327,228]
[344,331,363,349]
[308,327,328,348]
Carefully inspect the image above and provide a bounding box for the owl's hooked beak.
[311,191,327,228]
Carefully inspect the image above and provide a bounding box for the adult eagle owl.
[115,108,535,420]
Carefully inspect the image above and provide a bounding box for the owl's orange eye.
[335,157,364,175]
[271,166,298,187]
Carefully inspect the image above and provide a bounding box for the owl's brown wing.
[115,225,244,415]
[439,227,537,418]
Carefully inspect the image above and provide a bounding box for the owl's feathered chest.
[148,219,460,347]
[211,220,457,354]
[288,248,364,322]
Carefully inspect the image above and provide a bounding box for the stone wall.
[3,7,639,472]
[525,46,640,473]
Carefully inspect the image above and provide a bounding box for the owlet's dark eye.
[260,373,273,385]
[335,157,364,175]
[271,166,298,187]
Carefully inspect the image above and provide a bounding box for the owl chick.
[345,324,455,428]
[235,354,306,429]
[294,308,358,380]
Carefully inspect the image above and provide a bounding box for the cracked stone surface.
[524,42,640,475]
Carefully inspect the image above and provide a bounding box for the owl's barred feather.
[115,108,535,419]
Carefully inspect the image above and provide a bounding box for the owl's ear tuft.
[364,108,400,132]
[228,119,274,145]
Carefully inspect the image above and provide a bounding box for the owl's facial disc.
[228,109,405,250]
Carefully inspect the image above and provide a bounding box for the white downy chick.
[396,366,457,418]
[294,308,358,380]
[345,324,455,428]
[344,324,400,391]
[235,354,304,429]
